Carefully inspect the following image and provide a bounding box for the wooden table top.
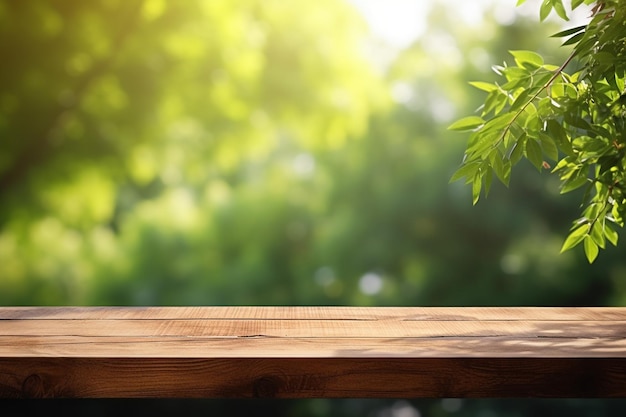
[1,306,626,398]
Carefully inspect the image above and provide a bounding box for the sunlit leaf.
[560,224,588,252]
[510,88,534,112]
[450,162,481,183]
[605,225,619,246]
[483,89,507,116]
[448,116,485,131]
[583,236,599,263]
[540,0,553,21]
[510,50,544,68]
[466,130,501,158]
[503,66,531,83]
[469,81,498,92]
[552,0,569,21]
[590,221,606,249]
[483,112,516,131]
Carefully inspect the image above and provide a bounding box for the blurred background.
[1,0,625,415]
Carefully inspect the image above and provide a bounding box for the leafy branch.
[449,0,626,263]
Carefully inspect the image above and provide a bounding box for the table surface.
[1,306,626,398]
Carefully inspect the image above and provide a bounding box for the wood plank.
[2,319,626,338]
[1,335,625,358]
[1,307,626,398]
[3,306,626,321]
[2,358,626,398]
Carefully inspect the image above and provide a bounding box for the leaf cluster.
[450,0,626,263]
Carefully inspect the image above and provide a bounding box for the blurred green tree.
[0,0,385,303]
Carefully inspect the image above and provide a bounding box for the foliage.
[0,0,385,303]
[450,0,626,263]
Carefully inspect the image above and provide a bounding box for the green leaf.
[484,167,493,197]
[450,162,481,183]
[590,221,606,249]
[584,201,602,221]
[612,204,625,227]
[579,136,611,156]
[551,25,586,38]
[509,134,527,165]
[472,173,482,205]
[469,81,498,92]
[545,119,574,156]
[483,112,516,131]
[448,116,485,131]
[580,182,594,213]
[564,113,591,130]
[560,176,588,194]
[593,51,615,66]
[550,82,565,98]
[551,156,571,172]
[510,50,544,68]
[494,91,509,114]
[510,88,534,112]
[552,0,569,21]
[537,96,553,116]
[525,138,544,171]
[560,224,588,252]
[502,67,531,87]
[524,104,540,131]
[502,128,515,149]
[562,31,584,46]
[605,225,619,246]
[540,0,552,21]
[483,90,507,116]
[583,236,599,263]
[539,133,559,161]
[534,71,555,89]
[466,130,501,158]
[490,150,511,186]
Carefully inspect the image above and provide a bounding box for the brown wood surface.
[1,307,626,398]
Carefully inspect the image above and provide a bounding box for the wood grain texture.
[3,306,626,320]
[1,307,625,398]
